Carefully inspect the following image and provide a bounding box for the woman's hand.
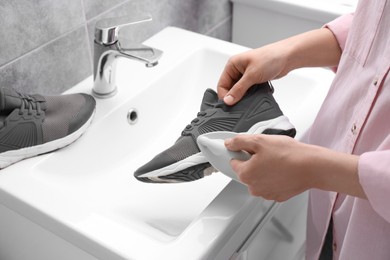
[225,134,365,201]
[217,43,290,106]
[225,134,310,201]
[217,28,341,106]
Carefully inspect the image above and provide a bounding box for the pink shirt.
[306,0,390,259]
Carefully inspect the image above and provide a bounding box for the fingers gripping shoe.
[134,82,296,183]
[0,87,96,168]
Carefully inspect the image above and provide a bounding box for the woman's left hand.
[225,134,365,201]
[225,134,315,201]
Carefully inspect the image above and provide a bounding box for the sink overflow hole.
[127,109,138,125]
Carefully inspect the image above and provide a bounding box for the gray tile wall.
[0,0,232,95]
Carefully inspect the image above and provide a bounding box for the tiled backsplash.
[0,0,232,94]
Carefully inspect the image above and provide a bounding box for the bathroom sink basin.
[0,27,334,259]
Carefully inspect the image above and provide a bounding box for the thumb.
[223,75,255,105]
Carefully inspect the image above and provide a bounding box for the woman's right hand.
[217,28,342,106]
[217,42,290,105]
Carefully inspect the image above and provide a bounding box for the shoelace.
[181,111,207,136]
[181,100,226,136]
[18,93,44,116]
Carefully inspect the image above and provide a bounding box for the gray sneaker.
[134,82,296,183]
[0,87,96,168]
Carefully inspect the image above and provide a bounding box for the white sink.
[0,27,334,260]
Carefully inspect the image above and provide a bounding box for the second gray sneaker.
[0,87,96,168]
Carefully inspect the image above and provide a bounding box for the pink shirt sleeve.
[323,13,354,72]
[359,145,390,222]
[324,13,354,52]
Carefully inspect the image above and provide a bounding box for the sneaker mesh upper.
[42,94,94,143]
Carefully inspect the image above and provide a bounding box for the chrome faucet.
[92,15,163,98]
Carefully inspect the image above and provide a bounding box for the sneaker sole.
[136,115,295,183]
[0,109,95,169]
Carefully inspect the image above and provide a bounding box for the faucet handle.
[95,14,152,45]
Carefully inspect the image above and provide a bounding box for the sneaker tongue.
[200,89,219,111]
[0,88,47,112]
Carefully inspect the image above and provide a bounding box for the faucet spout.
[118,43,163,67]
[92,15,163,98]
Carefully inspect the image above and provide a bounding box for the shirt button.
[373,78,378,86]
[333,241,337,252]
[351,123,357,135]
